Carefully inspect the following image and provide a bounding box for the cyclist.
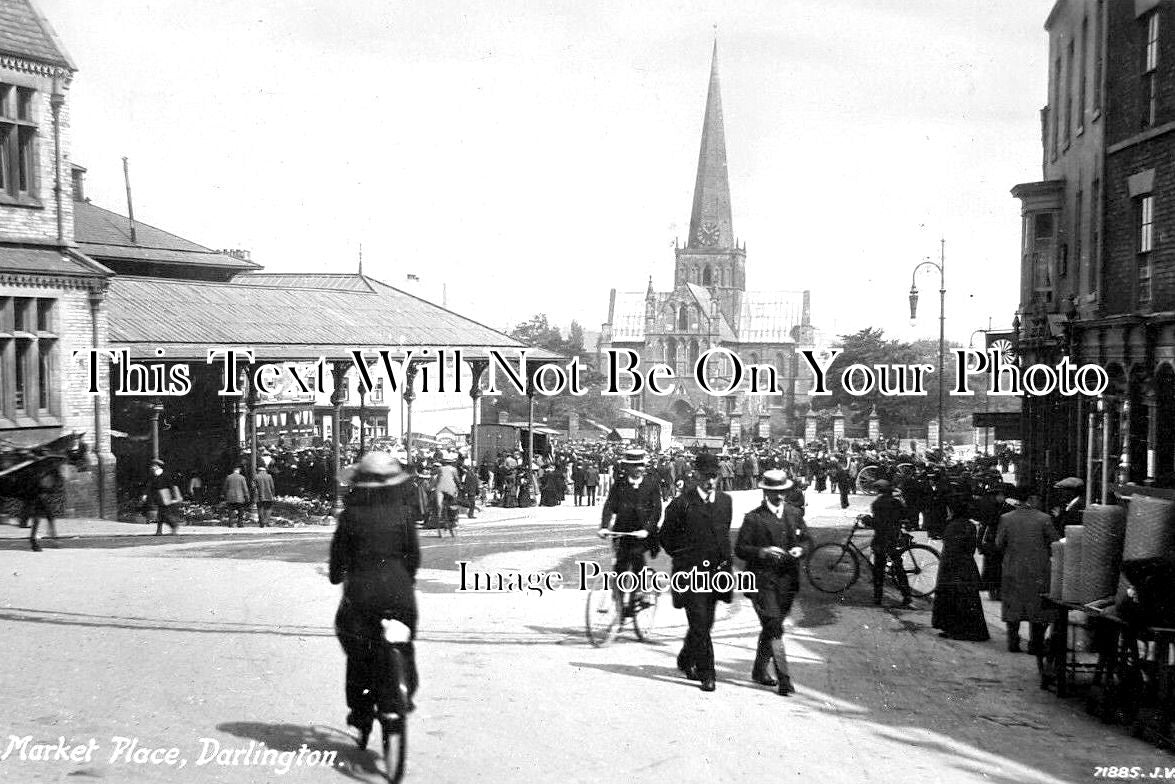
[330,452,420,750]
[870,480,913,607]
[598,448,662,577]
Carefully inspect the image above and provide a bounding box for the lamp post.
[969,327,989,455]
[908,239,946,455]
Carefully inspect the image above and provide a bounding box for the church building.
[598,41,817,441]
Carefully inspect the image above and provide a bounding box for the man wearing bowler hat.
[735,470,810,695]
[659,451,733,693]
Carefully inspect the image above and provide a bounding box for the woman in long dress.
[931,491,991,641]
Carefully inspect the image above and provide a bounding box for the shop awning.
[620,408,673,445]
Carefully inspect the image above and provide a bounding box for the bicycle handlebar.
[601,529,649,539]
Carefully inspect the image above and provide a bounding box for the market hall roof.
[0,244,109,278]
[0,0,74,70]
[232,273,378,293]
[73,200,261,273]
[106,275,558,361]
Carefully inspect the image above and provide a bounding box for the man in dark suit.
[583,463,599,506]
[870,480,912,607]
[254,464,276,527]
[598,449,662,576]
[659,452,732,693]
[735,470,810,695]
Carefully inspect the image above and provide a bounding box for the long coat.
[735,502,810,619]
[996,506,1059,623]
[658,489,733,609]
[931,515,990,640]
[329,484,421,624]
[222,472,250,503]
[253,470,276,502]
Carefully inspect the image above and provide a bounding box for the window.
[0,296,56,420]
[1080,17,1089,128]
[1139,195,1155,306]
[1091,177,1101,293]
[1052,56,1062,155]
[1031,212,1056,301]
[1143,11,1160,128]
[372,377,384,404]
[0,83,37,200]
[1074,187,1083,280]
[702,266,712,286]
[678,305,688,331]
[1066,40,1075,143]
[1094,1,1104,111]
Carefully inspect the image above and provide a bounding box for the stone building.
[598,41,818,442]
[0,0,114,516]
[1013,0,1175,496]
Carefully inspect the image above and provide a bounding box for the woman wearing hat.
[735,470,810,695]
[931,491,990,642]
[329,452,420,748]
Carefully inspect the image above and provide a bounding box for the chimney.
[70,164,86,202]
[219,249,252,262]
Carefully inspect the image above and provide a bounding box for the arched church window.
[750,353,759,366]
[666,337,678,367]
[678,305,689,331]
[689,339,700,367]
[702,266,712,286]
[719,268,726,286]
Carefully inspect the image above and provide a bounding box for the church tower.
[674,39,746,334]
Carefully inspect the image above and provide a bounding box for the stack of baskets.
[1049,496,1175,606]
[1048,504,1127,604]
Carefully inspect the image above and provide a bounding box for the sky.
[38,0,1051,347]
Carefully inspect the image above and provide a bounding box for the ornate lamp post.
[908,239,946,455]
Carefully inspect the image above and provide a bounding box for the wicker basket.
[1080,504,1127,602]
[1124,495,1175,561]
[1061,525,1086,604]
[1049,540,1065,601]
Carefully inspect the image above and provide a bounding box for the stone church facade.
[598,42,817,441]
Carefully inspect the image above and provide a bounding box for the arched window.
[750,353,759,366]
[689,339,700,367]
[666,338,678,367]
[678,305,689,331]
[719,268,726,286]
[702,266,712,286]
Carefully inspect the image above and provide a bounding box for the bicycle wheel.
[585,588,621,646]
[856,466,881,494]
[381,647,409,783]
[631,591,660,641]
[899,544,941,598]
[805,543,860,594]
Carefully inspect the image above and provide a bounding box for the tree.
[810,328,972,437]
[486,314,622,431]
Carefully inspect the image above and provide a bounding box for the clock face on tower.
[696,221,720,246]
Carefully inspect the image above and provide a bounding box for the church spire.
[687,38,733,251]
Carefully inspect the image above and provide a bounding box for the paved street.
[1,489,1171,783]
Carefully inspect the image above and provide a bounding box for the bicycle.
[804,514,941,598]
[584,530,661,646]
[373,618,411,783]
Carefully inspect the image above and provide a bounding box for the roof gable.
[0,0,73,69]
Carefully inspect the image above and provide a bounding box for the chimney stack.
[70,163,86,202]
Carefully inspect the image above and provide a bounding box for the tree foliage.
[809,328,973,435]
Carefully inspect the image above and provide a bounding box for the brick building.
[1013,0,1175,496]
[0,0,114,516]
[598,41,818,442]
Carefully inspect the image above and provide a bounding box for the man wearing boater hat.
[735,470,810,695]
[598,448,662,578]
[659,451,733,693]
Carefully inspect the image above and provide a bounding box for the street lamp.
[909,240,946,456]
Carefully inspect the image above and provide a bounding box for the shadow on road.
[215,721,379,781]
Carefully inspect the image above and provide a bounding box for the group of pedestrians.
[598,448,810,695]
